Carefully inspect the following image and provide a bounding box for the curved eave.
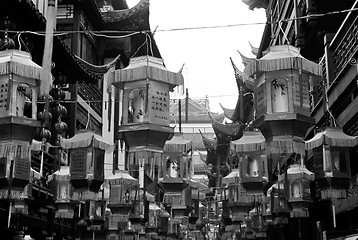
[220,103,235,121]
[242,0,269,10]
[101,0,150,31]
[208,112,246,143]
[237,50,255,66]
[199,130,217,152]
[54,37,103,84]
[249,41,259,56]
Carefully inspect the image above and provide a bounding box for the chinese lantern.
[305,127,357,200]
[222,169,253,223]
[60,130,114,195]
[230,130,268,193]
[267,174,290,226]
[286,164,314,218]
[51,166,76,219]
[112,55,184,152]
[244,45,320,176]
[0,50,41,200]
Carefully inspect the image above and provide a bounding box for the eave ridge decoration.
[163,133,192,153]
[0,49,42,80]
[199,129,217,151]
[305,127,358,150]
[242,0,269,10]
[208,111,245,143]
[106,169,139,186]
[249,41,259,57]
[230,130,265,153]
[244,45,322,77]
[101,0,149,23]
[237,50,255,66]
[115,55,184,90]
[60,130,114,152]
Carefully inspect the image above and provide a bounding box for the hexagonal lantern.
[230,130,268,193]
[244,45,320,174]
[267,174,290,226]
[106,169,139,234]
[60,130,114,195]
[112,55,184,152]
[0,50,41,200]
[51,166,77,219]
[286,164,314,218]
[305,127,357,200]
[222,169,253,223]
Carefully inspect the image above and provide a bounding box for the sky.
[127,0,266,113]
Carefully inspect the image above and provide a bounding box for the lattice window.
[70,149,87,179]
[0,80,9,114]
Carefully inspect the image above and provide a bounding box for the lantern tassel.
[7,202,12,228]
[40,0,58,97]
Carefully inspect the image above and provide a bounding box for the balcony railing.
[77,83,103,116]
[328,2,358,85]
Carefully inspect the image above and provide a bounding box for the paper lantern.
[244,45,319,160]
[267,174,290,226]
[0,50,41,197]
[305,127,357,199]
[231,131,268,193]
[107,169,139,210]
[52,166,76,219]
[222,169,253,222]
[286,164,314,218]
[60,130,114,195]
[113,55,183,152]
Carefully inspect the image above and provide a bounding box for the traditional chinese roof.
[199,129,217,152]
[249,42,259,56]
[242,0,269,10]
[237,50,255,66]
[101,0,150,31]
[208,112,246,143]
[305,127,358,149]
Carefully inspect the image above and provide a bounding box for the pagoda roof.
[199,129,217,152]
[101,0,150,31]
[208,112,246,144]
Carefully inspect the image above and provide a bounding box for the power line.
[1,7,357,36]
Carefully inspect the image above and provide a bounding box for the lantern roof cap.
[106,169,138,186]
[244,44,322,77]
[114,55,184,89]
[305,127,358,149]
[222,168,240,185]
[0,49,42,79]
[230,130,265,153]
[287,164,314,177]
[164,133,192,153]
[60,130,114,151]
